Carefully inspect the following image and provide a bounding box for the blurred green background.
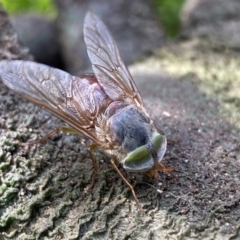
[0,0,185,38]
[1,0,57,18]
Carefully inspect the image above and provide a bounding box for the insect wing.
[0,60,100,143]
[84,12,143,106]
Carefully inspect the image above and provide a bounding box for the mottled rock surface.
[1,3,240,240]
[1,40,240,239]
[0,7,32,61]
[10,14,62,68]
[181,0,240,48]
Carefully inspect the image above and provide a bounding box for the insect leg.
[167,139,177,145]
[158,163,178,179]
[16,126,82,146]
[84,144,99,193]
[110,159,141,209]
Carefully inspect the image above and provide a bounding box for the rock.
[10,14,62,68]
[1,39,240,238]
[181,0,240,48]
[1,4,240,238]
[0,6,32,60]
[55,0,165,74]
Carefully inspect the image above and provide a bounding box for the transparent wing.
[84,12,143,106]
[0,60,101,144]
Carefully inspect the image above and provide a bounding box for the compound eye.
[152,134,164,149]
[123,145,154,172]
[151,134,167,163]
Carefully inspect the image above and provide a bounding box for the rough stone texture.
[181,0,240,48]
[10,14,62,68]
[1,3,240,240]
[1,37,240,238]
[0,7,32,61]
[55,0,165,74]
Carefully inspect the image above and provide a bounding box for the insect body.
[0,12,170,208]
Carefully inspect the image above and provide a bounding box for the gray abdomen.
[105,102,153,153]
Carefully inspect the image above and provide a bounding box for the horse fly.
[0,12,173,209]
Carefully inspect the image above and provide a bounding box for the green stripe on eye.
[123,144,153,172]
[124,145,151,165]
[123,134,166,172]
[152,134,164,149]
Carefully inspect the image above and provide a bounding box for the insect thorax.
[96,101,156,161]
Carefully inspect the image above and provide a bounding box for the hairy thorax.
[97,101,157,161]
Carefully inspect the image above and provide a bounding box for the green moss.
[0,162,9,171]
[0,183,7,195]
[2,187,19,201]
[16,208,23,215]
[2,216,14,229]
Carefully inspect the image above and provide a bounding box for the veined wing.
[0,60,102,144]
[83,12,143,106]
